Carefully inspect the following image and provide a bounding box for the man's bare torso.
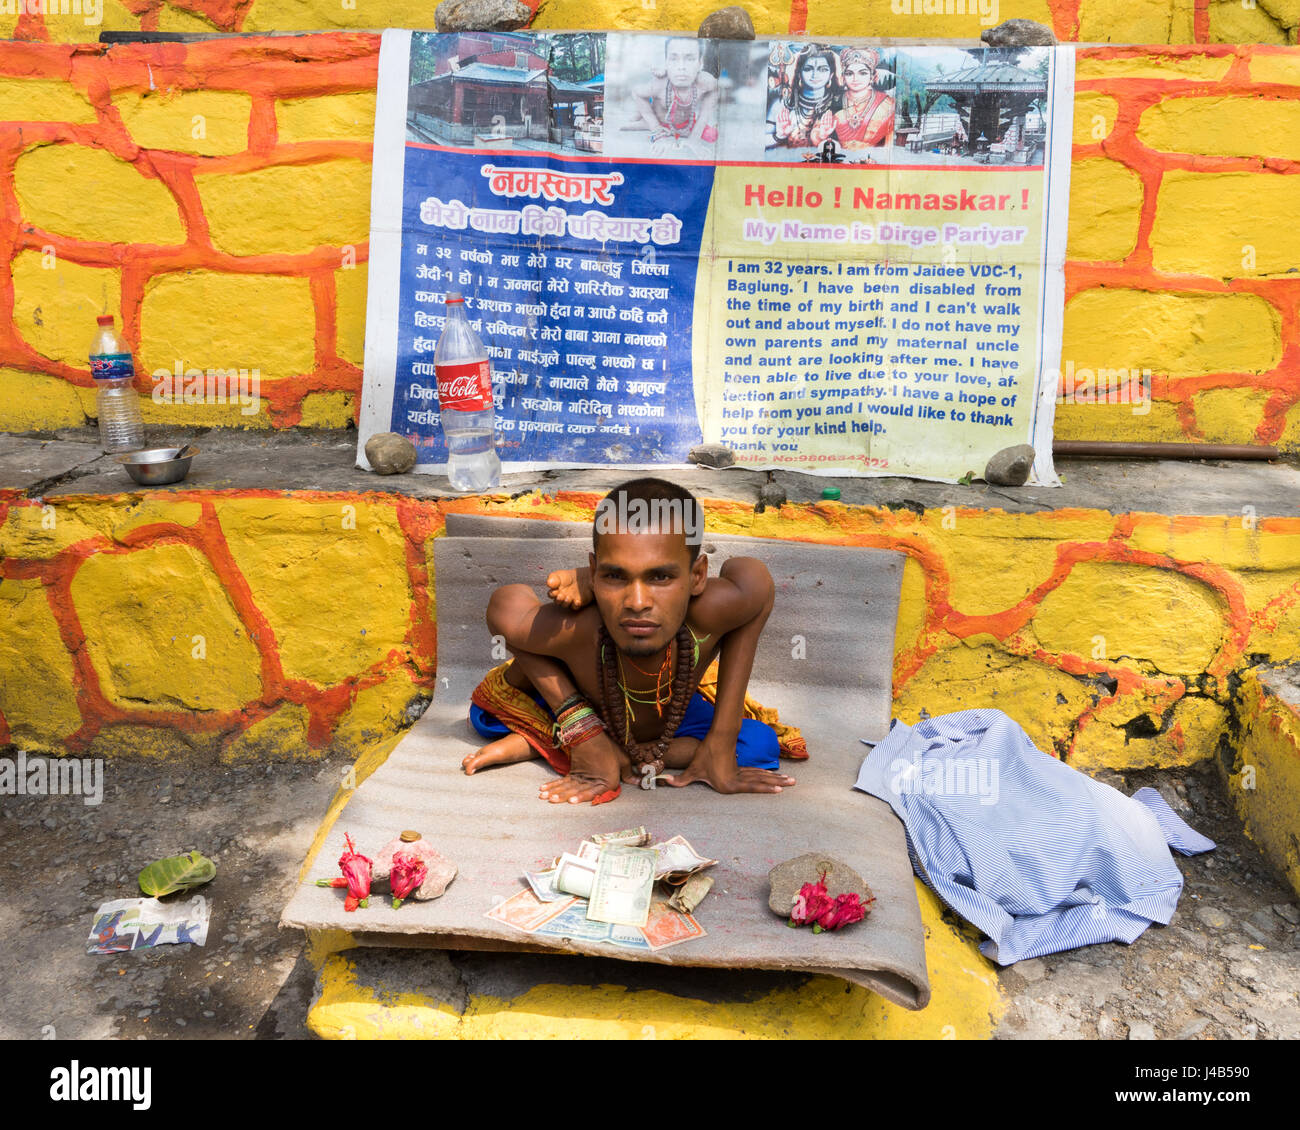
[539,604,724,745]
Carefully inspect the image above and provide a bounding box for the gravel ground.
[0,754,1295,1040]
[0,756,346,1041]
[995,766,1299,1040]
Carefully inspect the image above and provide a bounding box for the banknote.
[641,901,707,950]
[531,899,616,944]
[575,840,601,862]
[587,845,656,927]
[554,852,597,898]
[486,889,576,933]
[667,873,713,915]
[650,836,718,880]
[523,868,568,902]
[590,826,651,848]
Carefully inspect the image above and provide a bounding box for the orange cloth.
[469,663,573,774]
[468,660,810,772]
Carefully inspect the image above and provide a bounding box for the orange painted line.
[788,0,808,35]
[396,496,440,686]
[1047,0,1081,41]
[1194,0,1210,44]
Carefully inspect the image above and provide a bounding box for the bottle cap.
[399,830,421,843]
[445,291,464,305]
[821,487,841,500]
[96,315,115,326]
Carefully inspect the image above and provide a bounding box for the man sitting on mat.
[463,477,806,805]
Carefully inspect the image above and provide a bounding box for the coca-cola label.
[435,359,491,411]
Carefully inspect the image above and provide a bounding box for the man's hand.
[538,731,631,806]
[546,567,593,610]
[660,732,795,795]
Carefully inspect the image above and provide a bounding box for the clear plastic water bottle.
[434,291,501,492]
[90,315,144,453]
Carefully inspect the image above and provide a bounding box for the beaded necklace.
[597,623,697,776]
[661,78,699,138]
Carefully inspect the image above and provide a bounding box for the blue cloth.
[854,709,1215,965]
[470,691,780,769]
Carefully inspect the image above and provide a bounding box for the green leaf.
[138,851,216,898]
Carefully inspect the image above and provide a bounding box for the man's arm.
[631,81,667,140]
[487,582,589,660]
[663,557,796,795]
[687,74,719,144]
[485,583,632,805]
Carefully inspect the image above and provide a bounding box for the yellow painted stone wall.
[2,488,1298,773]
[2,36,1299,448]
[4,0,1299,45]
[1228,669,1300,895]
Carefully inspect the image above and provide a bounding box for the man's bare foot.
[538,732,631,805]
[463,733,536,775]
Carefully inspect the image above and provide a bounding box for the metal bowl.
[115,446,199,486]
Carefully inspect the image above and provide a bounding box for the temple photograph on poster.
[406,30,606,155]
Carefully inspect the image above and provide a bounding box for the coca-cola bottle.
[434,291,501,492]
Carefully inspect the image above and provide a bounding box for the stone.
[435,0,531,32]
[980,19,1057,47]
[1241,922,1270,945]
[1195,905,1230,931]
[1174,1016,1211,1040]
[984,444,1035,487]
[1127,1020,1157,1040]
[1248,909,1278,934]
[364,432,418,476]
[1014,958,1046,982]
[767,852,872,919]
[687,442,734,469]
[1273,903,1300,925]
[698,6,755,39]
[372,832,457,900]
[756,481,787,512]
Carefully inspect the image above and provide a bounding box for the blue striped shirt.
[855,709,1215,966]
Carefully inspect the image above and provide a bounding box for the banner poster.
[359,30,1074,484]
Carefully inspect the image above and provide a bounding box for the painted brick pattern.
[1063,45,1300,448]
[0,37,377,429]
[4,1,1298,45]
[3,36,1300,446]
[1,489,1298,770]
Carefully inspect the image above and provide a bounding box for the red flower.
[788,872,834,927]
[338,833,372,910]
[814,892,874,932]
[389,852,428,909]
